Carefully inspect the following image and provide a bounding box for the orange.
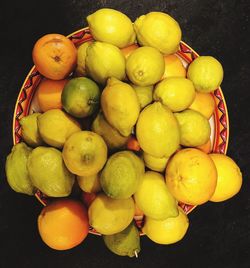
[36,79,68,112]
[38,199,89,250]
[209,154,243,202]
[165,148,217,205]
[162,54,186,80]
[120,44,138,58]
[196,139,212,154]
[32,33,77,80]
[189,92,215,119]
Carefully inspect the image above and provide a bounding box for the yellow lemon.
[75,41,92,76]
[209,154,242,202]
[77,173,102,193]
[134,171,178,220]
[189,92,215,119]
[88,193,135,235]
[136,102,180,158]
[62,131,107,176]
[154,77,195,112]
[87,8,136,48]
[166,148,217,205]
[134,12,182,55]
[143,151,169,172]
[85,41,126,85]
[142,207,189,244]
[101,78,140,136]
[131,84,153,109]
[126,46,165,86]
[187,56,224,93]
[162,54,186,79]
[174,109,211,147]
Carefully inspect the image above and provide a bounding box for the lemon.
[85,41,126,85]
[91,112,130,151]
[27,146,75,197]
[166,148,217,205]
[189,92,215,119]
[162,54,186,79]
[187,56,224,93]
[174,109,211,147]
[143,151,169,172]
[62,131,107,176]
[136,102,180,158]
[77,173,102,193]
[19,113,43,147]
[37,109,81,149]
[126,46,165,86]
[5,142,35,195]
[75,41,92,76]
[88,193,135,235]
[142,207,189,244]
[101,78,140,136]
[209,154,242,202]
[131,84,153,109]
[153,77,195,112]
[87,8,136,48]
[134,12,182,55]
[134,171,178,220]
[100,151,144,199]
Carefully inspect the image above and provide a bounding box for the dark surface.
[0,0,250,267]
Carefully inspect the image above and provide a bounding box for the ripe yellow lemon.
[189,92,215,119]
[143,151,169,172]
[209,154,242,202]
[134,12,182,55]
[187,56,223,93]
[142,207,189,244]
[87,8,136,48]
[166,148,217,205]
[126,46,165,86]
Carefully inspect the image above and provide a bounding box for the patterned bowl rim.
[12,27,229,235]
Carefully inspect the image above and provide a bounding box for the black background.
[0,1,250,267]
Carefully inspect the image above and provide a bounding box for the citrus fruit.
[143,151,169,172]
[153,77,195,112]
[189,92,215,119]
[62,131,107,177]
[27,146,75,197]
[20,113,43,147]
[87,8,136,48]
[77,173,102,193]
[100,151,144,199]
[88,193,135,235]
[36,79,68,112]
[91,112,130,151]
[196,139,212,154]
[126,46,165,86]
[209,154,243,202]
[75,41,92,76]
[134,12,182,55]
[162,54,186,79]
[174,109,211,147]
[120,44,139,58]
[187,56,224,93]
[136,102,180,158]
[101,78,140,137]
[5,142,34,195]
[37,109,81,149]
[131,84,153,109]
[32,33,77,80]
[38,199,89,250]
[166,148,217,205]
[61,77,100,118]
[85,41,126,84]
[134,171,178,220]
[142,206,189,244]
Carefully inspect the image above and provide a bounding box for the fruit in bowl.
[6,8,242,257]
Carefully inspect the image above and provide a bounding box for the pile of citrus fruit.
[6,9,242,257]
